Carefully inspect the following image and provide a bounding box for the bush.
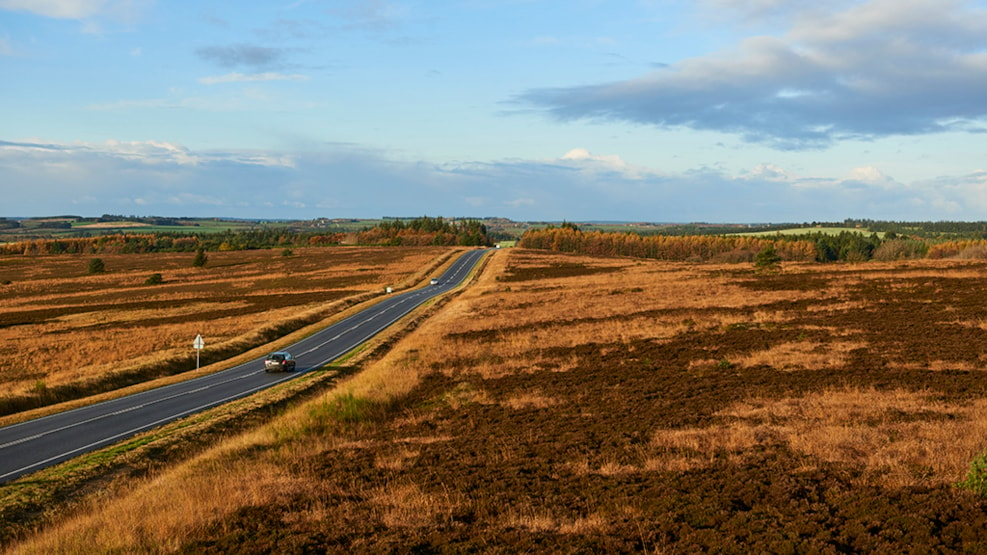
[957,450,987,498]
[145,273,164,285]
[192,248,208,267]
[88,258,105,274]
[754,245,781,270]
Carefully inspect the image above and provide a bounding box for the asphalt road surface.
[0,248,489,484]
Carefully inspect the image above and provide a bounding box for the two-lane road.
[0,248,488,484]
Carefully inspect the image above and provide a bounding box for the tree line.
[0,217,490,256]
[519,225,987,263]
[0,229,349,256]
[519,226,817,262]
[355,217,491,246]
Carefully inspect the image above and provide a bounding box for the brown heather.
[7,248,987,552]
[0,246,449,414]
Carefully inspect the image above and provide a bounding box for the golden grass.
[7,249,486,552]
[734,340,868,370]
[371,481,462,528]
[499,505,609,534]
[8,430,291,553]
[10,249,987,550]
[0,246,448,403]
[502,389,558,410]
[644,388,987,488]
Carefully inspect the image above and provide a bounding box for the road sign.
[193,334,204,369]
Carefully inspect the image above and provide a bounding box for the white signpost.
[193,334,204,369]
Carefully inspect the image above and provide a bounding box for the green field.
[0,217,375,243]
[79,219,277,233]
[735,226,885,238]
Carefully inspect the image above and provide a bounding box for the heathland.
[0,246,453,418]
[3,245,987,552]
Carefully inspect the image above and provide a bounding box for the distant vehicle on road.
[264,351,296,372]
[430,278,440,285]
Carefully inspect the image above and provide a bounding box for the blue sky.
[3,0,987,222]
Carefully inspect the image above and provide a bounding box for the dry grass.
[7,248,484,553]
[499,505,609,535]
[9,249,987,551]
[8,430,291,553]
[734,340,867,370]
[0,246,447,404]
[370,481,462,528]
[645,389,987,488]
[502,389,558,410]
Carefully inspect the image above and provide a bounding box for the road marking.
[0,375,293,483]
[0,370,259,450]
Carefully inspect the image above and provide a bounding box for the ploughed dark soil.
[176,255,987,553]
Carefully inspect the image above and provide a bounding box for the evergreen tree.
[193,248,208,267]
[754,245,782,270]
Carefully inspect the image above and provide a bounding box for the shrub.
[282,248,294,257]
[88,257,105,274]
[957,450,987,498]
[145,273,164,285]
[754,245,781,270]
[33,380,48,397]
[192,248,208,267]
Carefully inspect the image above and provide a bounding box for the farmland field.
[0,246,451,417]
[7,248,987,552]
[737,226,885,238]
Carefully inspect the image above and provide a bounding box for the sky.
[2,0,987,222]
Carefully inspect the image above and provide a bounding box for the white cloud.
[0,0,108,19]
[558,148,657,180]
[198,72,310,85]
[0,0,150,22]
[4,138,987,222]
[0,139,295,169]
[520,0,987,150]
[845,165,896,186]
[745,163,796,182]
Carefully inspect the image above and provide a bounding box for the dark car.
[264,351,296,372]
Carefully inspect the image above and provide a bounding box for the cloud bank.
[519,0,987,149]
[3,139,987,222]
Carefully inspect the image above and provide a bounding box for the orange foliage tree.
[519,227,816,262]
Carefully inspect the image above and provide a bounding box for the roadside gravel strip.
[0,248,489,484]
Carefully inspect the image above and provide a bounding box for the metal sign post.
[193,334,204,369]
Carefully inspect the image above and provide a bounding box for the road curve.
[0,248,489,484]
